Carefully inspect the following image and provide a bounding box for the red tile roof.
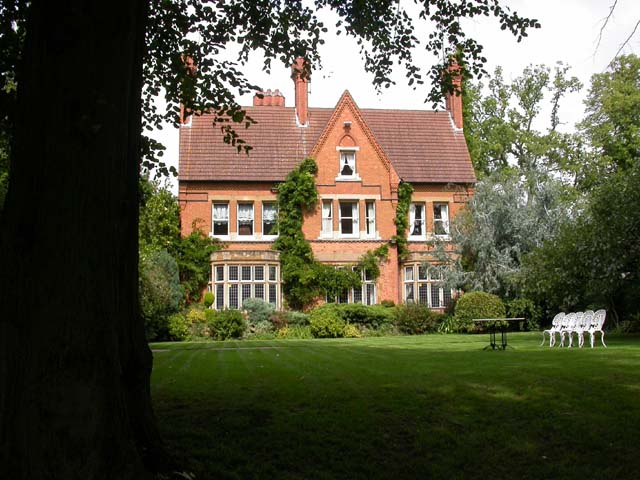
[179,103,475,184]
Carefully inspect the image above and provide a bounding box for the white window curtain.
[237,204,253,221]
[410,203,424,236]
[262,204,277,221]
[366,201,375,236]
[322,200,333,234]
[340,151,356,176]
[213,204,228,222]
[434,203,449,235]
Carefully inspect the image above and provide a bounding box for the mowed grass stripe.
[151,334,640,480]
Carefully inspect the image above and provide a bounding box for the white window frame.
[213,263,280,310]
[211,202,230,238]
[409,202,426,239]
[338,200,359,238]
[365,200,376,238]
[321,200,333,237]
[262,202,278,238]
[402,264,453,309]
[335,147,361,181]
[237,203,254,237]
[433,202,450,237]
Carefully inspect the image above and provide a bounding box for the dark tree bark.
[0,2,165,478]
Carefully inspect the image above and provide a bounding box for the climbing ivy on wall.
[273,158,321,310]
[392,182,414,261]
[274,158,390,310]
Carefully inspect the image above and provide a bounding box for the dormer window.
[335,146,360,181]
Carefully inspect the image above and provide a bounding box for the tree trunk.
[0,2,166,478]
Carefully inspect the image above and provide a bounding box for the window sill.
[335,175,361,182]
[210,233,230,240]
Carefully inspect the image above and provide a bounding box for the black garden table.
[473,318,526,350]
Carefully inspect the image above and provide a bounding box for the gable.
[311,91,398,185]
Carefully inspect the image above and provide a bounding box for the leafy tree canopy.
[578,54,640,189]
[463,63,582,184]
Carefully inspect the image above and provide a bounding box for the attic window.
[340,151,355,176]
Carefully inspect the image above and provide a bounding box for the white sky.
[153,0,639,192]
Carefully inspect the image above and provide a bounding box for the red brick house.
[178,59,475,310]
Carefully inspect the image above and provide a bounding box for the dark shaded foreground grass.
[151,333,640,479]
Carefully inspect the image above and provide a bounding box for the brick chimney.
[444,60,463,130]
[253,89,285,107]
[179,54,197,125]
[291,57,310,126]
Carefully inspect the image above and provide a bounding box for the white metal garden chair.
[587,309,607,348]
[569,310,594,348]
[541,312,565,347]
[558,312,577,347]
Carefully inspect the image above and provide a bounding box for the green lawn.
[151,333,640,479]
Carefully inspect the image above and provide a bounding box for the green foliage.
[274,158,322,309]
[206,309,247,340]
[185,305,209,338]
[506,297,541,330]
[243,298,276,334]
[139,176,181,254]
[343,323,361,338]
[522,163,640,327]
[139,249,183,341]
[309,305,345,338]
[139,177,220,304]
[276,325,313,339]
[315,264,361,303]
[167,313,190,341]
[392,182,413,260]
[203,291,214,308]
[173,224,219,303]
[453,291,506,332]
[380,300,395,308]
[285,311,310,326]
[578,54,640,189]
[394,304,444,334]
[355,244,389,280]
[463,64,582,180]
[334,304,395,330]
[441,168,570,298]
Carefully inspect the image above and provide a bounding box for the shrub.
[243,298,276,335]
[276,325,313,339]
[139,249,183,341]
[337,304,395,329]
[185,305,209,338]
[506,297,542,330]
[309,304,345,338]
[203,291,214,308]
[394,304,443,334]
[380,300,395,308]
[343,323,361,338]
[207,309,246,340]
[286,311,310,326]
[270,311,289,330]
[454,291,506,332]
[167,313,190,341]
